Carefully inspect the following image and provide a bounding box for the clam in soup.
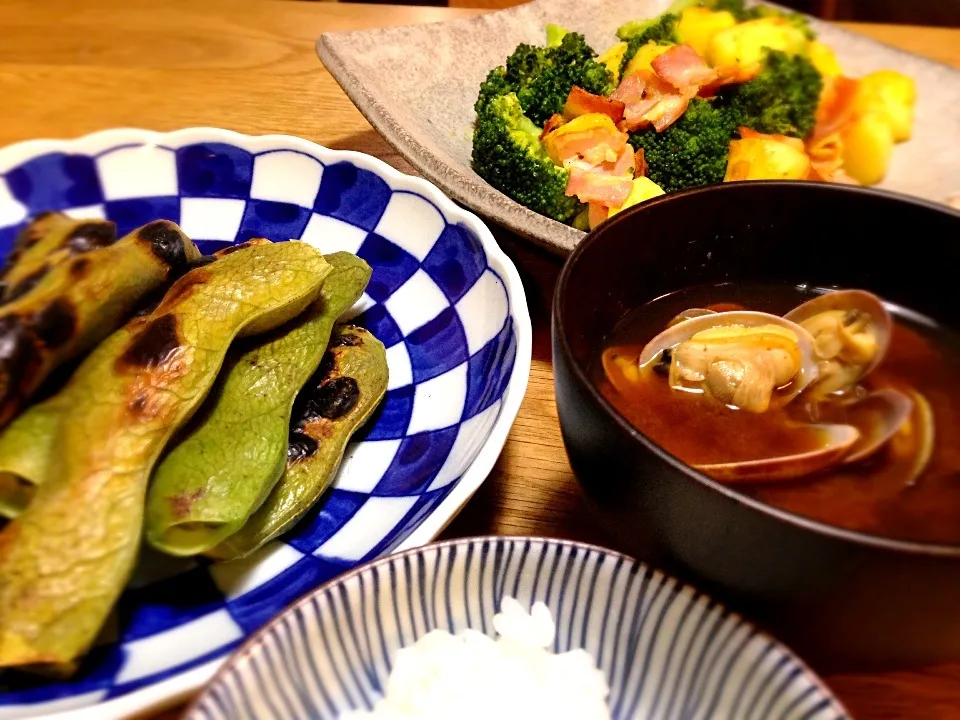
[599,284,960,545]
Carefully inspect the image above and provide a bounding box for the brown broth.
[598,283,960,545]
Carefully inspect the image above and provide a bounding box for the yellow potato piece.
[607,177,666,218]
[724,137,811,181]
[677,7,737,58]
[707,18,808,74]
[857,70,916,142]
[542,113,620,166]
[841,112,894,185]
[598,41,628,84]
[807,40,842,78]
[623,41,672,79]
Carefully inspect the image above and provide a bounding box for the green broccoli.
[545,23,569,47]
[472,93,581,224]
[616,12,680,43]
[618,13,680,79]
[721,49,823,137]
[476,33,614,127]
[628,99,738,192]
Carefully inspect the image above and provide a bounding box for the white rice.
[340,597,611,720]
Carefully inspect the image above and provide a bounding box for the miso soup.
[598,282,960,545]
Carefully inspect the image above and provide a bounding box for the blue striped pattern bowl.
[185,537,849,720]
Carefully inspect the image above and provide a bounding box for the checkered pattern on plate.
[0,129,529,718]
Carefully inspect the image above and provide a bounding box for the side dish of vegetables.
[0,215,387,674]
[471,0,916,229]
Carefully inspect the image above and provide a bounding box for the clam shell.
[638,310,821,405]
[695,423,861,483]
[842,388,914,464]
[666,308,717,328]
[783,289,893,383]
[899,388,936,487]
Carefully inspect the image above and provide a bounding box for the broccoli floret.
[476,66,513,115]
[721,49,823,137]
[545,23,569,47]
[472,93,581,224]
[617,12,680,44]
[618,13,680,79]
[628,99,737,192]
[741,4,816,39]
[479,33,614,127]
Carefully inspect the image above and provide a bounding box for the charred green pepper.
[0,219,202,428]
[145,252,372,556]
[0,240,279,519]
[0,396,62,518]
[0,212,117,304]
[0,240,331,670]
[209,324,388,560]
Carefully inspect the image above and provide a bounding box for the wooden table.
[0,0,957,716]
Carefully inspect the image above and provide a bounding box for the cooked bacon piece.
[697,63,760,98]
[566,168,633,207]
[611,72,647,104]
[806,131,844,181]
[588,202,609,230]
[803,77,861,182]
[540,113,566,140]
[634,147,647,177]
[645,93,691,132]
[609,144,637,177]
[810,76,860,142]
[563,87,626,124]
[651,44,718,92]
[543,117,628,167]
[613,69,699,133]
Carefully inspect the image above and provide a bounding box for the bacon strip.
[543,121,628,167]
[588,202,609,230]
[614,70,680,132]
[697,63,760,98]
[646,93,691,132]
[609,144,636,177]
[540,113,566,140]
[810,76,860,142]
[566,168,633,207]
[613,51,715,134]
[651,44,718,92]
[634,147,647,177]
[563,86,626,124]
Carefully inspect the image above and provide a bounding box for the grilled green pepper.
[0,219,201,428]
[0,240,274,519]
[209,324,388,560]
[0,212,117,303]
[0,240,331,670]
[145,252,372,556]
[0,396,62,518]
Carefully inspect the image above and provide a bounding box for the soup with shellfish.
[598,283,960,545]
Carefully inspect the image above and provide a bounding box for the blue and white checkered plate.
[0,128,532,719]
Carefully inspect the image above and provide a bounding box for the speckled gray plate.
[317,0,960,255]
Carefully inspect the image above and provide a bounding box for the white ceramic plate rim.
[185,535,854,720]
[0,127,533,720]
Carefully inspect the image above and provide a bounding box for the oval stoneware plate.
[317,0,960,255]
[0,127,532,719]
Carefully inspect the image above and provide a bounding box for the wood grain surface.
[0,0,957,717]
